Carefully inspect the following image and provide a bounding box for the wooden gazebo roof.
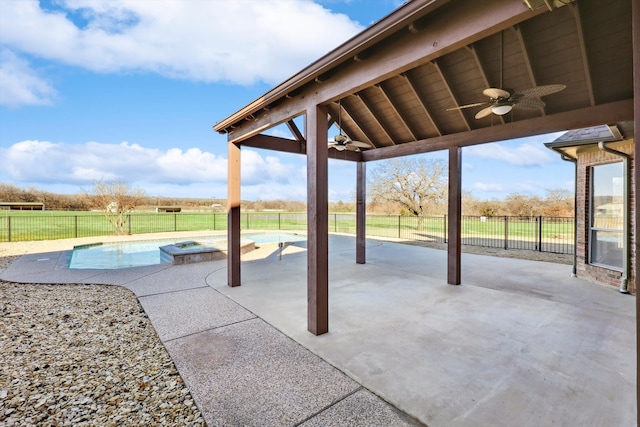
[214,0,634,161]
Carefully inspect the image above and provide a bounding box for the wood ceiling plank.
[432,59,472,131]
[356,91,396,145]
[402,71,443,136]
[569,3,595,107]
[377,82,418,141]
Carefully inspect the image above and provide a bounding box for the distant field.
[0,210,574,254]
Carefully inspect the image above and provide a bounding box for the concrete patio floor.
[1,234,636,426]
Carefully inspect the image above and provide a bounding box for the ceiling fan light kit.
[447,30,566,119]
[491,104,513,115]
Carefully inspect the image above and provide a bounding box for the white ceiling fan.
[447,31,566,119]
[328,99,372,151]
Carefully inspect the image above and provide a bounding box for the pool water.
[69,233,306,269]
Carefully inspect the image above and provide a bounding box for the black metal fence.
[0,212,574,255]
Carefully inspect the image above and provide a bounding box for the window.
[589,162,624,270]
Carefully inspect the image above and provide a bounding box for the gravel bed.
[0,261,205,426]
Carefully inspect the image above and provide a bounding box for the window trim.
[588,161,624,272]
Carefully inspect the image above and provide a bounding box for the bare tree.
[81,180,146,235]
[368,158,447,218]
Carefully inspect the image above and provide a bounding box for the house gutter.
[597,141,631,294]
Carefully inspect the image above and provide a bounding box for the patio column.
[448,146,461,285]
[227,141,241,287]
[356,161,366,264]
[306,103,329,335]
[632,0,639,418]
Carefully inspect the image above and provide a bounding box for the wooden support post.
[306,104,329,335]
[356,161,366,264]
[631,0,639,418]
[227,141,241,287]
[447,146,462,285]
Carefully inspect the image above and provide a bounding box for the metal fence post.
[444,215,447,243]
[75,215,78,238]
[128,214,132,234]
[278,213,281,230]
[7,216,11,242]
[398,215,401,238]
[174,213,177,231]
[538,215,543,252]
[504,216,508,250]
[335,213,338,233]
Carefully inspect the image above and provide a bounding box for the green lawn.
[0,211,574,255]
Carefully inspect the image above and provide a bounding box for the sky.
[0,0,573,203]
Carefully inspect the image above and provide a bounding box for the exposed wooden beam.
[433,60,472,131]
[376,82,419,141]
[447,146,461,285]
[241,134,305,154]
[341,97,378,147]
[355,92,396,145]
[513,26,537,90]
[227,142,241,287]
[402,72,443,136]
[356,161,366,264]
[306,104,329,335]
[569,2,595,106]
[467,44,505,125]
[220,0,543,142]
[361,99,633,161]
[286,120,305,142]
[240,133,362,161]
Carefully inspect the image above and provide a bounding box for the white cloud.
[465,141,554,167]
[0,49,57,108]
[0,0,363,88]
[472,182,505,192]
[0,140,301,190]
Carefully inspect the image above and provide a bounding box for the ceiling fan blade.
[483,88,510,99]
[446,101,489,111]
[349,140,372,149]
[514,97,546,110]
[516,84,566,98]
[475,106,494,119]
[328,142,346,151]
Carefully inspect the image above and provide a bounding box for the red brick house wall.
[575,140,635,293]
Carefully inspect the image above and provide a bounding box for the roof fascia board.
[214,0,449,133]
[360,99,633,161]
[221,0,545,144]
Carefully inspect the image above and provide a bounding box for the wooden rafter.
[401,72,442,136]
[355,92,396,145]
[432,60,472,131]
[376,82,418,141]
[341,97,379,147]
[466,44,505,125]
[569,2,595,106]
[286,120,305,142]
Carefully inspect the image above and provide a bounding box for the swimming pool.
[68,233,306,269]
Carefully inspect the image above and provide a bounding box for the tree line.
[1,173,573,218]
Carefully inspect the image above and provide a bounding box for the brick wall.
[575,140,635,293]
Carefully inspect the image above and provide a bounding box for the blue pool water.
[69,233,306,269]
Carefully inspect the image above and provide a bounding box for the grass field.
[0,210,574,254]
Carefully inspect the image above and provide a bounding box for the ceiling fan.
[447,31,566,119]
[328,99,372,151]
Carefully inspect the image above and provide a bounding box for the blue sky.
[0,0,572,202]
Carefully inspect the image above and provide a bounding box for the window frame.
[588,161,624,271]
